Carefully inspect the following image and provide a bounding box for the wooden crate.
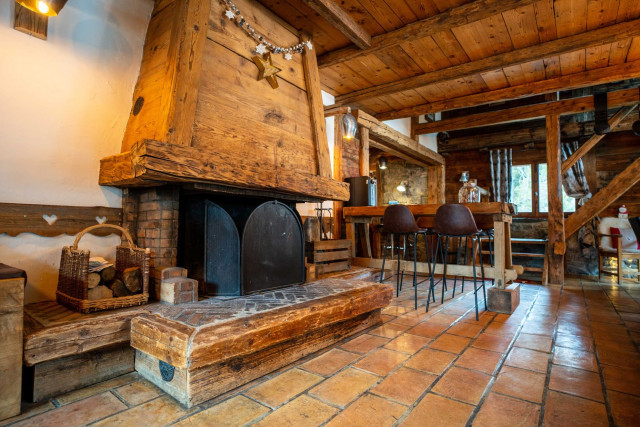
[306,239,352,275]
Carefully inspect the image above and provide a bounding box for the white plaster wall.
[0,0,153,302]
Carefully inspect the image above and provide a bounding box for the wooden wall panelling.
[0,203,122,237]
[13,3,47,40]
[121,0,210,152]
[300,32,332,178]
[546,114,565,285]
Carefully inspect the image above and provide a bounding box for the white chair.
[597,217,640,284]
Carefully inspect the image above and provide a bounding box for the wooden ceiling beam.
[561,105,638,174]
[413,88,640,135]
[565,156,640,237]
[300,0,371,49]
[317,0,538,68]
[330,19,640,108]
[374,61,640,121]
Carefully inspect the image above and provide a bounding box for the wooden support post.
[359,127,369,176]
[546,114,565,285]
[301,32,332,178]
[333,115,344,239]
[0,275,24,420]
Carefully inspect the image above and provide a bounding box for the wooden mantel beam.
[301,0,371,49]
[565,156,640,238]
[330,19,640,108]
[374,61,640,121]
[317,0,537,68]
[561,105,638,175]
[413,88,640,135]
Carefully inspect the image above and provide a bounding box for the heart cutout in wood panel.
[43,214,57,225]
[95,216,107,224]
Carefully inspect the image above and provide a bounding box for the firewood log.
[88,285,113,300]
[111,279,131,297]
[100,266,116,282]
[122,267,141,293]
[87,273,101,289]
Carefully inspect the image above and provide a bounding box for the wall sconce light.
[396,180,408,192]
[15,0,67,16]
[341,106,357,140]
[377,156,388,170]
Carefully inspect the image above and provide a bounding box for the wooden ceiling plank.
[560,104,638,175]
[628,36,640,61]
[331,19,640,107]
[585,44,612,70]
[559,50,586,75]
[412,87,640,134]
[608,38,632,65]
[370,59,640,120]
[317,0,539,68]
[300,0,372,49]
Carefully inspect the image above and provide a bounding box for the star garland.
[221,0,312,60]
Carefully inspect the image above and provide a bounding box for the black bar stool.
[428,204,487,320]
[379,205,430,310]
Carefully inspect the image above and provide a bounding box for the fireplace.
[178,193,305,296]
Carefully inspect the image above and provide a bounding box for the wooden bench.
[22,301,161,401]
[131,279,392,407]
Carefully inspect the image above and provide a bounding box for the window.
[510,162,576,217]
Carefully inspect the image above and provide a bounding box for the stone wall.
[378,159,429,205]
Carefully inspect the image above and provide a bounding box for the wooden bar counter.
[343,203,518,292]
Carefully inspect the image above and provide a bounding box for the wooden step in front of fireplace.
[130,279,392,407]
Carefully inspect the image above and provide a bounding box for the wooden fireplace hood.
[99,0,349,202]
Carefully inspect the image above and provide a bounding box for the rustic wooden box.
[306,239,352,275]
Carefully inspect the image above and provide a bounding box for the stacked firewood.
[87,266,143,300]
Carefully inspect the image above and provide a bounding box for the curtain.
[490,148,512,202]
[561,141,591,206]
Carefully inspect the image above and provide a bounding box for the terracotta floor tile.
[473,392,540,427]
[515,333,553,353]
[520,322,555,336]
[484,321,520,337]
[447,321,484,338]
[548,365,604,402]
[473,333,512,353]
[382,305,410,316]
[325,394,407,427]
[408,321,448,338]
[389,312,429,327]
[11,392,127,427]
[554,333,595,352]
[245,369,323,407]
[431,366,491,405]
[461,311,495,325]
[491,366,545,403]
[602,365,640,396]
[92,395,193,427]
[552,347,597,372]
[608,390,640,427]
[309,367,379,407]
[354,348,409,376]
[175,395,269,426]
[556,322,592,337]
[340,334,390,354]
[54,372,140,405]
[542,390,608,427]
[114,380,163,406]
[428,312,460,325]
[300,348,360,376]
[504,347,549,373]
[597,347,640,369]
[455,347,503,375]
[384,333,431,354]
[400,393,474,427]
[369,323,411,339]
[404,348,457,375]
[253,395,336,427]
[372,367,437,405]
[428,333,471,354]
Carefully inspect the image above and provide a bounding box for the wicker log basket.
[56,224,150,313]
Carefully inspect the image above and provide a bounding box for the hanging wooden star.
[252,53,281,89]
